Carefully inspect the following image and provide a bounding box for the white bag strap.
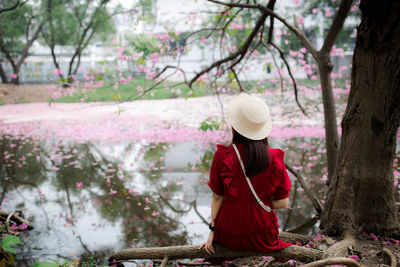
[232,144,271,212]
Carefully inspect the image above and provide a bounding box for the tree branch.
[285,163,323,214]
[188,3,270,87]
[0,0,20,14]
[267,41,307,115]
[320,0,354,54]
[207,0,318,59]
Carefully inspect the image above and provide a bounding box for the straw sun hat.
[227,95,272,140]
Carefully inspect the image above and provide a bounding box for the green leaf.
[2,235,21,251]
[60,261,74,267]
[32,262,58,267]
[3,247,17,254]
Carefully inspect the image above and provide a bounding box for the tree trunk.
[317,53,340,183]
[0,63,8,83]
[321,0,400,237]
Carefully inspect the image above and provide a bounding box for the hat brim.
[227,95,272,140]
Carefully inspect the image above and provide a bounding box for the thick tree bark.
[321,0,400,237]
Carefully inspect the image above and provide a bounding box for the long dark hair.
[232,128,270,178]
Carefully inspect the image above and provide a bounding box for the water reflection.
[2,134,388,266]
[0,137,190,265]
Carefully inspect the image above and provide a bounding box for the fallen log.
[0,210,33,230]
[108,244,324,264]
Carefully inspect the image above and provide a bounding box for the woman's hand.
[199,231,215,254]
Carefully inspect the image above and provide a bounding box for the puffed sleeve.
[272,149,292,200]
[207,145,224,196]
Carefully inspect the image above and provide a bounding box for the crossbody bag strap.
[232,144,271,212]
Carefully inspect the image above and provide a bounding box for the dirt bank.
[0,84,51,104]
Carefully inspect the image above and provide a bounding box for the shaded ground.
[0,84,51,104]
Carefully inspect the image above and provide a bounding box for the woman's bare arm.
[272,197,289,209]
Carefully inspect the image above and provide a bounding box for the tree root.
[175,261,210,266]
[382,247,397,267]
[0,209,33,230]
[301,257,361,267]
[324,235,356,258]
[279,231,313,244]
[160,256,169,267]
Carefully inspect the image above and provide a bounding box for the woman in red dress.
[199,95,292,256]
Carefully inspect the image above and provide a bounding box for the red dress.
[208,143,292,252]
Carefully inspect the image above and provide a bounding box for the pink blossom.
[152,211,160,216]
[109,189,117,195]
[312,8,318,14]
[325,8,333,17]
[120,78,127,84]
[298,17,304,25]
[348,255,359,261]
[76,182,83,188]
[19,223,28,230]
[10,73,18,79]
[137,85,143,92]
[390,238,399,244]
[370,233,379,241]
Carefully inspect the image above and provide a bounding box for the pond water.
[0,133,332,266]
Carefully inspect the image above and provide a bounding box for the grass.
[48,76,349,103]
[51,77,214,103]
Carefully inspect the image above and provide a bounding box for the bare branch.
[285,163,323,214]
[188,2,272,87]
[207,0,318,59]
[264,42,284,92]
[320,0,354,54]
[230,67,245,92]
[267,41,307,115]
[0,0,21,14]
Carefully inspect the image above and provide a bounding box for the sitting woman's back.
[200,95,292,255]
